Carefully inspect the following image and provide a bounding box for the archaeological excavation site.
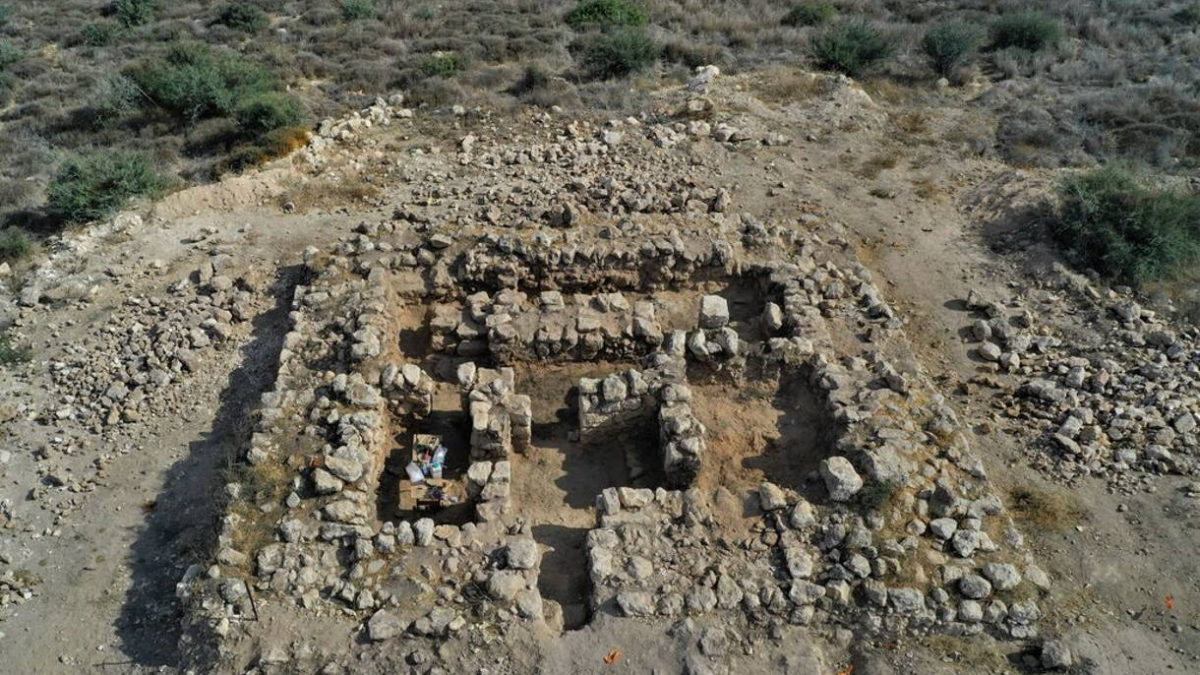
[5,23,1200,672]
[181,208,1043,668]
[154,85,1062,673]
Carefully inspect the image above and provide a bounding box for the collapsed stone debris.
[957,264,1200,491]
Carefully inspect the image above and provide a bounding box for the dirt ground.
[1,72,1198,673]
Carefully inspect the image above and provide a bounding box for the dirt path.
[0,175,373,671]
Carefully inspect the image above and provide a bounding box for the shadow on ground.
[114,266,301,667]
[532,522,592,630]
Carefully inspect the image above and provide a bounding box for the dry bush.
[891,110,929,137]
[858,149,900,179]
[1077,85,1200,167]
[912,177,943,201]
[508,64,582,108]
[995,104,1087,168]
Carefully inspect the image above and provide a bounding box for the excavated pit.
[689,367,834,499]
[377,383,474,525]
[509,362,664,630]
[367,269,839,630]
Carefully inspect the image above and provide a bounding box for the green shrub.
[858,479,899,510]
[234,91,304,136]
[0,228,30,262]
[565,0,648,29]
[1052,166,1200,284]
[992,11,1062,52]
[578,27,658,80]
[0,40,22,71]
[339,0,375,21]
[0,328,29,367]
[809,19,895,77]
[0,72,14,102]
[114,0,156,28]
[781,2,836,27]
[0,4,10,29]
[215,2,269,32]
[419,52,464,78]
[129,43,274,125]
[94,73,141,122]
[47,151,161,224]
[1173,4,1200,24]
[922,20,984,77]
[220,125,309,173]
[80,21,121,47]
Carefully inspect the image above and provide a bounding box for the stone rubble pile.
[380,362,434,417]
[44,255,265,431]
[960,265,1200,486]
[0,569,37,612]
[301,94,413,165]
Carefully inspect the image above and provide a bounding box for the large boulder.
[758,482,787,511]
[819,456,863,502]
[366,609,405,641]
[506,539,540,570]
[1041,640,1073,669]
[699,295,729,330]
[616,591,656,617]
[982,562,1022,591]
[487,570,526,601]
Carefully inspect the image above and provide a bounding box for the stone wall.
[456,233,735,293]
[465,366,532,460]
[429,289,665,363]
[576,353,704,487]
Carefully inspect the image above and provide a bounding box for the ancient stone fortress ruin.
[178,210,1050,666]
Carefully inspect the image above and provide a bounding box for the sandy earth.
[1,73,1197,674]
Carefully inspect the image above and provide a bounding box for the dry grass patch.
[225,457,295,561]
[277,177,382,213]
[1006,485,1088,533]
[857,149,901,179]
[747,68,822,104]
[913,177,943,201]
[861,77,921,106]
[890,110,931,144]
[921,634,1011,672]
